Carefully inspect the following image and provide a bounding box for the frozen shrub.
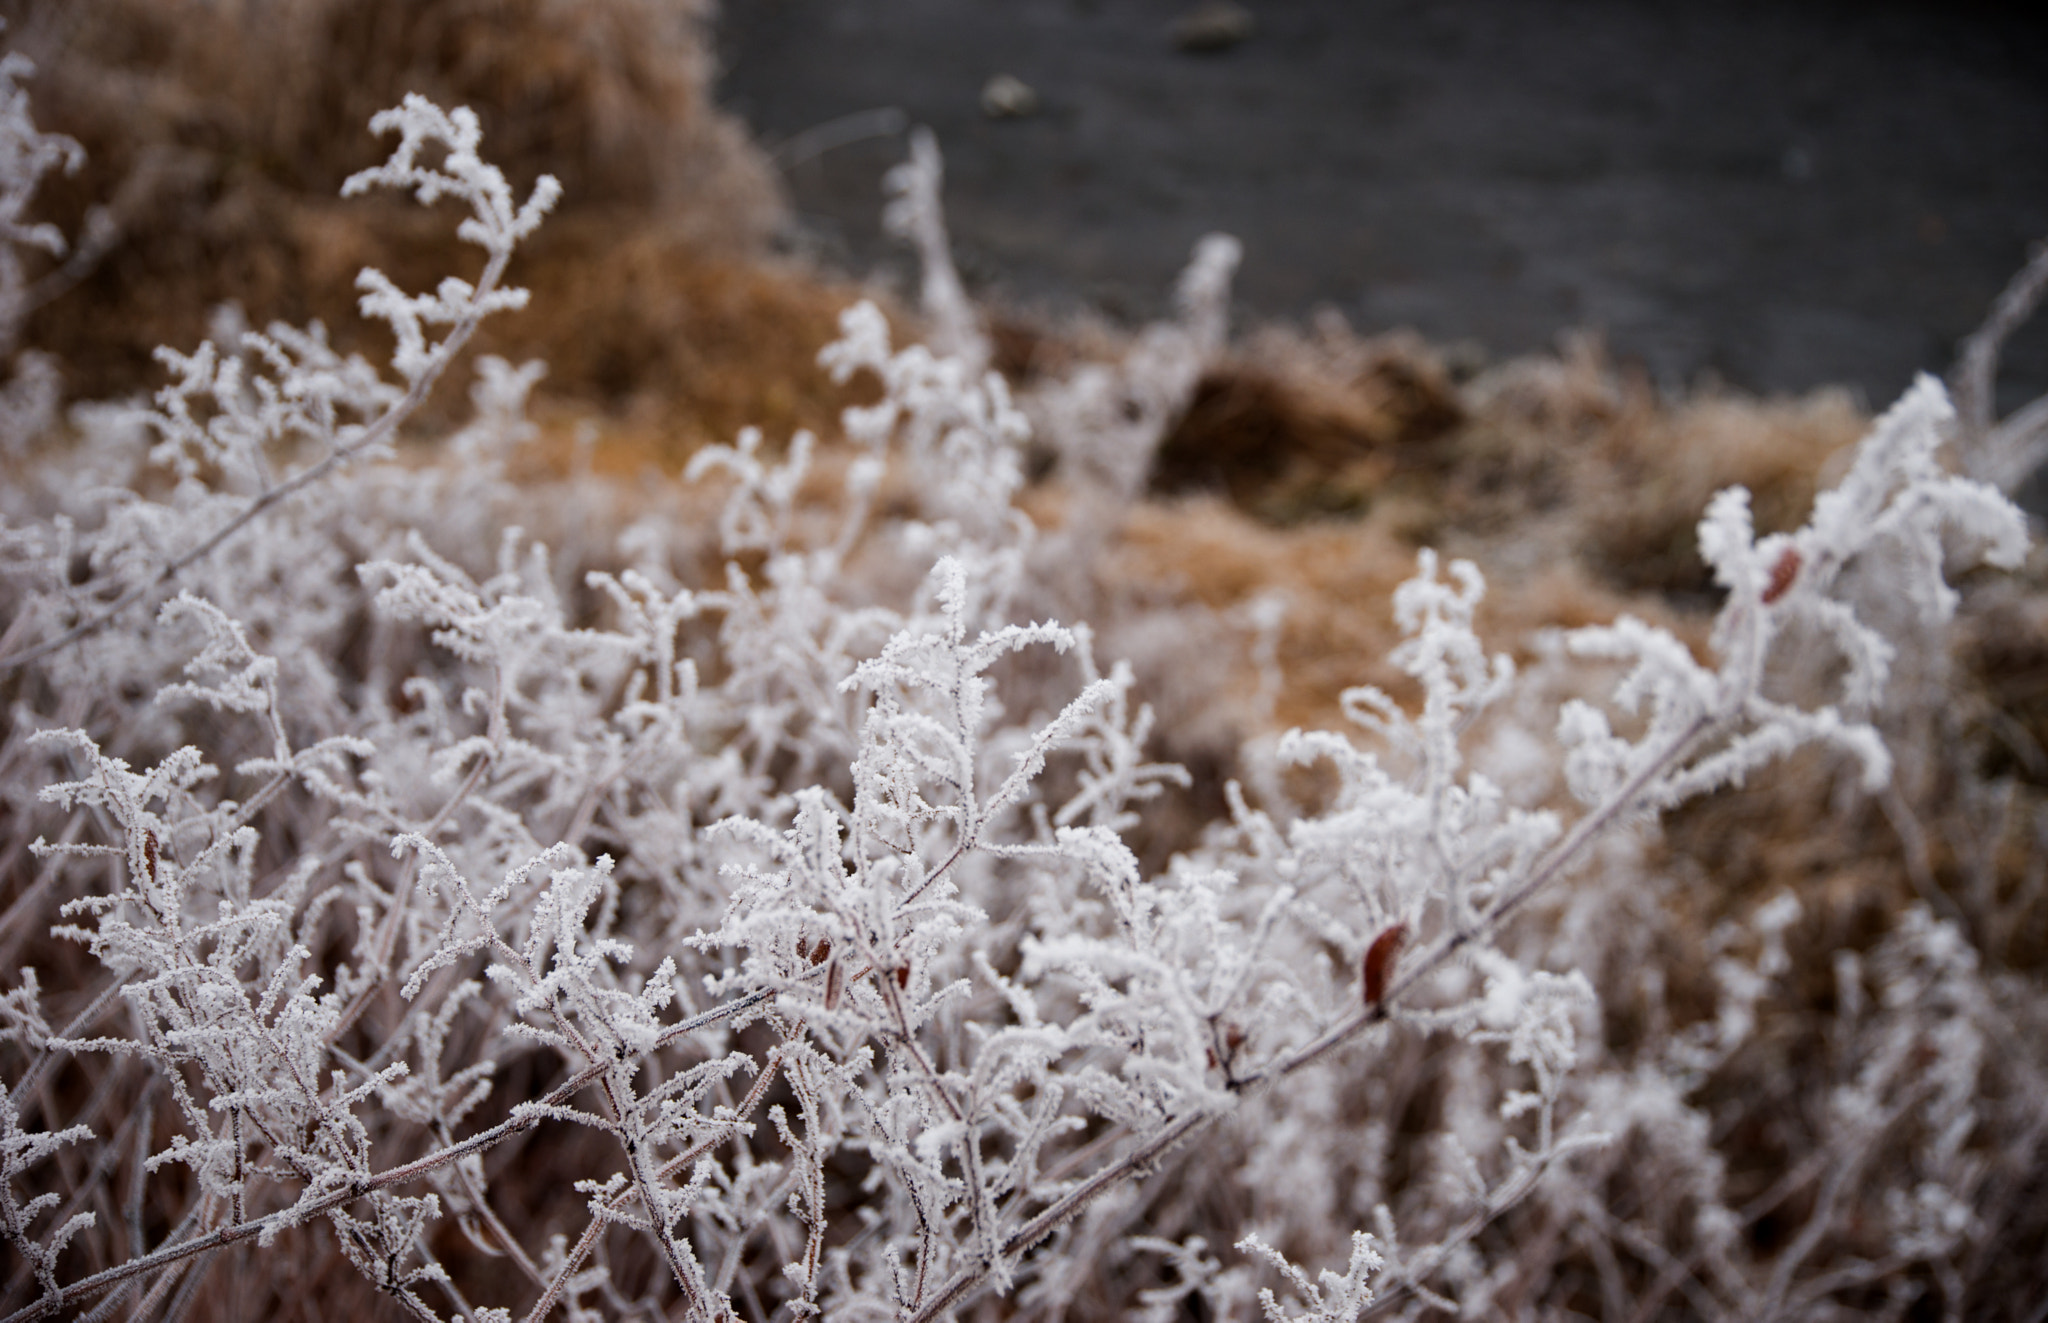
[0,45,75,459]
[0,86,2043,1323]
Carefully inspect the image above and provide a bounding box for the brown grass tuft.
[4,0,865,462]
[1149,332,1465,525]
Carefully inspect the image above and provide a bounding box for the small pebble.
[1172,1,1254,53]
[980,73,1040,119]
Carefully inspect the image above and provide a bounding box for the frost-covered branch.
[0,95,557,675]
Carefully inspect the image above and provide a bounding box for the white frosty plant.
[0,86,2034,1323]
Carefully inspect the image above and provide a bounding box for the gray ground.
[717,0,2048,413]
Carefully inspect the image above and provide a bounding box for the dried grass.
[2,0,864,456]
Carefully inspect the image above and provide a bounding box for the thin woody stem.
[521,1042,787,1323]
[0,979,793,1323]
[1,1048,590,1323]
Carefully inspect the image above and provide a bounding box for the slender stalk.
[0,1054,607,1323]
[325,737,498,1048]
[8,974,127,1113]
[521,1051,785,1323]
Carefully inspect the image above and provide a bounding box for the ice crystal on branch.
[0,69,2039,1323]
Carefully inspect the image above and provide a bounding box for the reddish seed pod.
[823,956,844,1011]
[894,963,910,990]
[1363,922,1408,1008]
[808,937,832,966]
[1762,546,1802,605]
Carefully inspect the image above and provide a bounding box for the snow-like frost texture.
[0,83,2037,1323]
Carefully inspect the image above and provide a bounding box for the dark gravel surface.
[718,0,2048,411]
